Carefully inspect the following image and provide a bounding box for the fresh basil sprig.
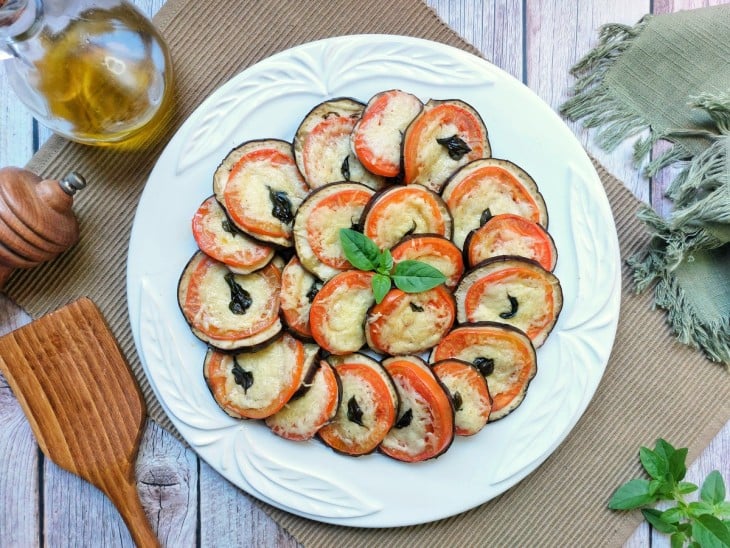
[339,228,446,304]
[609,439,730,547]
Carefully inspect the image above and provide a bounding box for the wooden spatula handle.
[105,474,159,548]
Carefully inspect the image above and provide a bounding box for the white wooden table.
[1,1,728,546]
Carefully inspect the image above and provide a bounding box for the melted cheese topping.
[413,120,471,192]
[357,94,422,167]
[381,377,434,456]
[280,261,317,324]
[466,277,551,339]
[192,261,277,334]
[367,194,445,249]
[368,291,453,354]
[266,360,334,438]
[331,374,379,443]
[219,338,298,410]
[437,370,490,434]
[450,181,540,249]
[317,282,373,352]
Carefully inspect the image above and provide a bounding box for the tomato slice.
[380,356,454,462]
[390,234,464,289]
[365,285,455,355]
[465,213,557,271]
[362,185,451,250]
[456,257,563,347]
[304,185,374,269]
[309,270,375,355]
[223,143,309,245]
[403,99,489,192]
[192,196,275,273]
[431,323,537,420]
[203,333,305,419]
[432,358,492,436]
[318,359,398,456]
[352,90,423,177]
[179,252,280,341]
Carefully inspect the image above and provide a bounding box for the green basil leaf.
[641,446,669,480]
[688,501,714,517]
[392,260,446,293]
[692,514,730,548]
[668,447,689,482]
[678,481,699,495]
[371,274,391,304]
[642,508,678,534]
[340,228,381,271]
[608,479,655,510]
[662,506,686,524]
[378,248,393,275]
[655,438,677,461]
[701,471,726,505]
[716,502,730,518]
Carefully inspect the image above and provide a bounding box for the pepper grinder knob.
[0,166,85,288]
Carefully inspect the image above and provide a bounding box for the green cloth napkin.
[561,5,730,367]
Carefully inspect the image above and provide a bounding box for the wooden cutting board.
[0,297,158,547]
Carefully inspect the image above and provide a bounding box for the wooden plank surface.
[0,1,728,547]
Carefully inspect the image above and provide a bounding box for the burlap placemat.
[5,0,729,545]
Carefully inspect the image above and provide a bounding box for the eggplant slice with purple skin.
[442,157,549,249]
[455,256,563,348]
[361,184,453,250]
[213,139,310,248]
[266,357,342,441]
[379,355,455,462]
[203,333,307,420]
[178,251,283,351]
[403,98,491,193]
[292,182,375,281]
[431,322,537,421]
[432,358,492,436]
[318,353,399,456]
[279,255,322,341]
[293,98,387,191]
[351,89,424,178]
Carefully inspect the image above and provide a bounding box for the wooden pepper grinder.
[0,166,86,288]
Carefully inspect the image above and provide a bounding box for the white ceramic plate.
[127,35,621,528]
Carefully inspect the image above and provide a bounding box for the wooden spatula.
[0,297,158,547]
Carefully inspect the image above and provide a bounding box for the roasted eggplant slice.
[351,90,424,177]
[432,358,492,436]
[213,139,310,247]
[431,322,537,421]
[203,333,305,419]
[361,184,453,250]
[455,256,563,347]
[265,352,342,441]
[403,99,490,193]
[380,355,455,462]
[464,213,557,271]
[293,182,375,280]
[178,252,282,350]
[309,270,376,355]
[293,98,387,190]
[390,234,464,290]
[192,196,275,274]
[365,285,455,355]
[318,353,399,456]
[279,256,322,340]
[442,158,549,249]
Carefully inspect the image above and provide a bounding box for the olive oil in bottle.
[1,0,173,146]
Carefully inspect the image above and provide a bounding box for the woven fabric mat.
[6,0,729,545]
